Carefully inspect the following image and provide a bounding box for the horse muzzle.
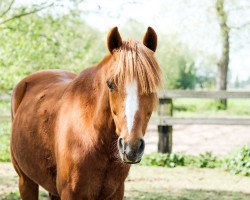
[118,137,145,164]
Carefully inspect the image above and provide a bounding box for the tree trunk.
[216,0,230,109]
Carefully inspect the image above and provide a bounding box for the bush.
[141,148,250,177]
[141,152,221,168]
[196,152,221,168]
[141,153,185,167]
[224,146,250,176]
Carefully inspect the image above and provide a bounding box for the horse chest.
[86,161,130,199]
[56,149,130,199]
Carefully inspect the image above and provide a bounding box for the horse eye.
[106,80,115,91]
[147,112,151,116]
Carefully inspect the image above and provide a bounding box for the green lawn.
[173,98,250,117]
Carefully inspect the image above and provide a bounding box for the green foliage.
[196,152,221,168]
[224,146,250,176]
[0,192,20,200]
[141,152,220,169]
[173,99,250,117]
[173,58,196,89]
[0,12,106,92]
[141,153,185,167]
[156,36,197,89]
[141,147,250,177]
[0,11,216,93]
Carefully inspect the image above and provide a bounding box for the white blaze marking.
[125,81,138,134]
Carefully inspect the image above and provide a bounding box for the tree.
[0,11,105,92]
[215,0,250,109]
[0,0,56,26]
[215,0,230,109]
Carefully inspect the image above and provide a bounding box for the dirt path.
[1,163,250,200]
[145,122,250,156]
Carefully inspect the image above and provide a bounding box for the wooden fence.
[157,91,250,153]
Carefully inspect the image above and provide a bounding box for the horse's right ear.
[107,27,122,54]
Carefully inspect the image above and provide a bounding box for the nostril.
[118,138,124,153]
[138,139,145,154]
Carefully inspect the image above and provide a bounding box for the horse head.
[106,27,161,164]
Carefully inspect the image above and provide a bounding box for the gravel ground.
[144,122,250,156]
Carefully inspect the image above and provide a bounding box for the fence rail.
[157,90,250,153]
[159,117,250,126]
[158,90,250,99]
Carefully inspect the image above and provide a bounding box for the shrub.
[141,152,221,169]
[141,153,185,167]
[196,152,221,168]
[224,146,250,176]
[141,148,250,177]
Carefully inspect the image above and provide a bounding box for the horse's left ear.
[143,27,157,52]
[107,27,122,54]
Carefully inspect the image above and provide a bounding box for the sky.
[15,0,250,83]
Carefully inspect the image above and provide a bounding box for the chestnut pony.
[11,27,161,199]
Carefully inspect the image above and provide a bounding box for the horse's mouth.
[121,153,142,164]
[124,159,141,164]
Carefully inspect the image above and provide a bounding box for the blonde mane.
[111,40,161,94]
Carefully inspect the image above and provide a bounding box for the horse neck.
[70,57,117,151]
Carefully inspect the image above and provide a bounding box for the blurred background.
[0,0,250,199]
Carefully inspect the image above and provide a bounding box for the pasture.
[1,164,250,200]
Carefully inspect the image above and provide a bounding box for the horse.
[10,26,161,200]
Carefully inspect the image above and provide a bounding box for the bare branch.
[0,0,15,18]
[0,2,54,25]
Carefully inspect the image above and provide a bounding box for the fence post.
[158,98,173,153]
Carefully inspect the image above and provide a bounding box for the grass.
[0,121,11,162]
[124,190,250,200]
[0,192,49,200]
[173,99,250,117]
[1,165,250,200]
[125,166,250,200]
[3,190,249,200]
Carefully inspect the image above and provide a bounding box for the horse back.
[11,70,76,119]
